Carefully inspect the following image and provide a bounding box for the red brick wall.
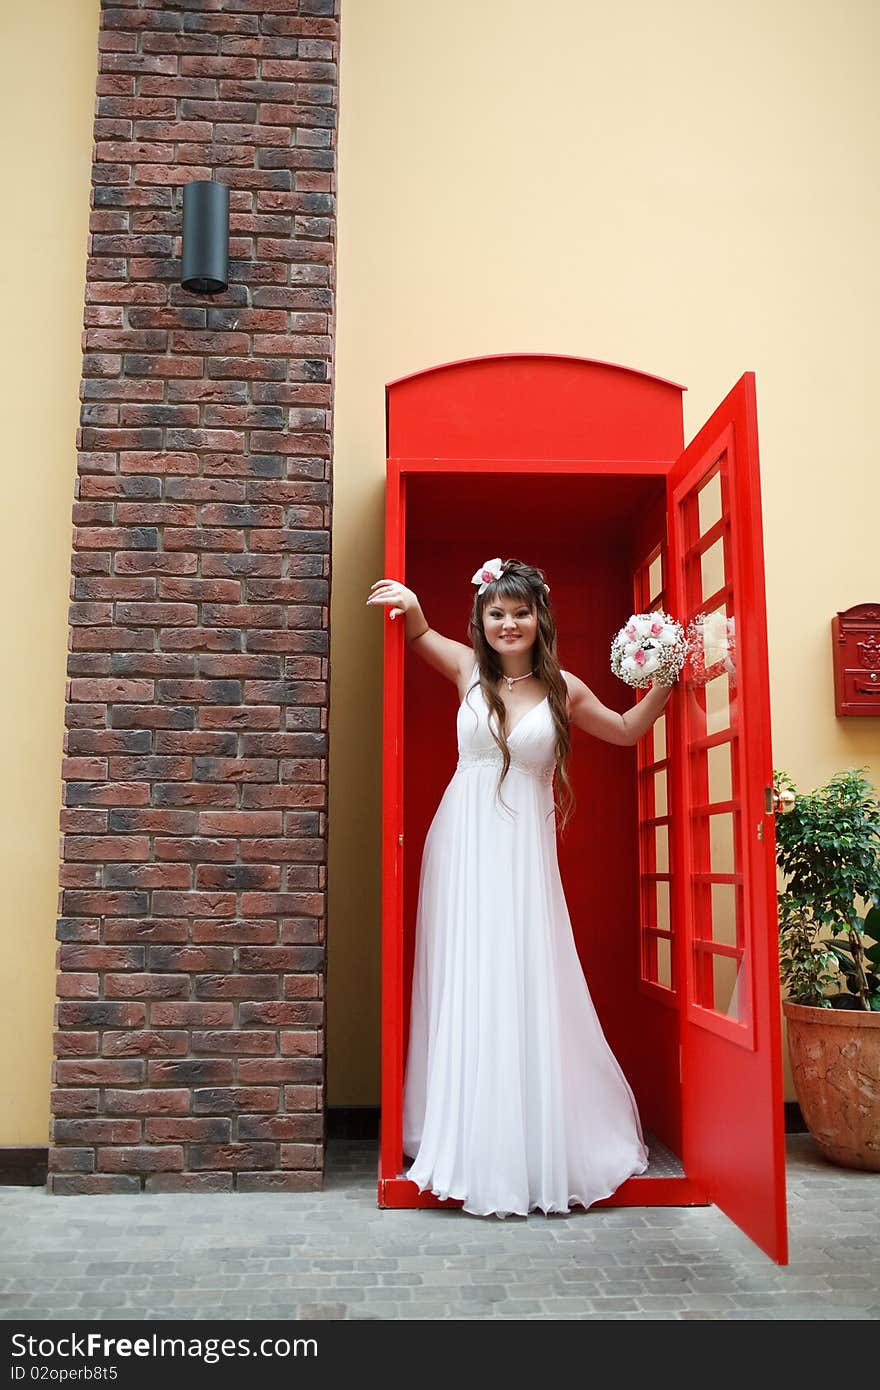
[49,0,339,1193]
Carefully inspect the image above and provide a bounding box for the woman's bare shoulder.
[559,668,589,715]
[560,668,591,692]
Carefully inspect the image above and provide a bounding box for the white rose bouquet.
[610,610,686,689]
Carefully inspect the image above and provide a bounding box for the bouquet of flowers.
[686,611,737,686]
[610,611,686,689]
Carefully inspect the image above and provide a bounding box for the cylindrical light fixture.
[181,179,229,295]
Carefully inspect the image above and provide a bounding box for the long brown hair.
[466,558,576,834]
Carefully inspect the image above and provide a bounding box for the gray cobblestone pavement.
[1,1136,877,1320]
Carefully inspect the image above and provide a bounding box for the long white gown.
[402,661,649,1217]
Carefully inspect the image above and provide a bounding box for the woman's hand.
[366,578,419,622]
[366,581,470,682]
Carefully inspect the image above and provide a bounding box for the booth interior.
[400,468,684,1168]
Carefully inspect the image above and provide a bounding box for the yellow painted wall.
[330,0,880,1104]
[3,1,878,1134]
[0,2,100,1142]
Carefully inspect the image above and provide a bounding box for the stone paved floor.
[1,1136,877,1320]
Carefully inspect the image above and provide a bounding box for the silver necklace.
[501,669,536,692]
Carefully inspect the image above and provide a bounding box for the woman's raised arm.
[564,670,673,747]
[366,578,473,687]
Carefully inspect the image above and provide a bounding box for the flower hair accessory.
[470,557,551,596]
[471,557,504,594]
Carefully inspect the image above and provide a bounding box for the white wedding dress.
[402,661,649,1217]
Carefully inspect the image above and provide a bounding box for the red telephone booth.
[378,354,788,1264]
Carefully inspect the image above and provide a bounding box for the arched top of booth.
[386,353,686,465]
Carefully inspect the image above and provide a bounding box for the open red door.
[667,373,788,1263]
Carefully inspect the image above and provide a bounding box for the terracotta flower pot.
[783,1000,880,1171]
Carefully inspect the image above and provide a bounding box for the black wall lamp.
[181,179,229,295]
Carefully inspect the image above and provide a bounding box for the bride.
[367,557,674,1218]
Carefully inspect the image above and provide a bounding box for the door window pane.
[697,468,722,534]
[712,952,743,1020]
[707,741,732,803]
[700,536,725,602]
[655,823,669,872]
[709,811,735,874]
[648,552,663,602]
[705,673,732,735]
[657,936,672,988]
[710,882,738,947]
[690,602,735,682]
[656,878,670,933]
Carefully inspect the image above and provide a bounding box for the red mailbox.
[832,604,880,716]
[378,354,788,1263]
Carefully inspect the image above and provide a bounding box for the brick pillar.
[48,0,339,1193]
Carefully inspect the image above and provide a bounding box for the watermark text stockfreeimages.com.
[10,1332,317,1368]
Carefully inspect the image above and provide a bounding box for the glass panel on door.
[679,453,752,1044]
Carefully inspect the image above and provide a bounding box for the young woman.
[367,557,675,1218]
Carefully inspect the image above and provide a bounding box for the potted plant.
[775,766,880,1171]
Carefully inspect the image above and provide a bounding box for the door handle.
[764,785,796,815]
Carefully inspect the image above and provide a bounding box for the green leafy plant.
[774,767,880,1011]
